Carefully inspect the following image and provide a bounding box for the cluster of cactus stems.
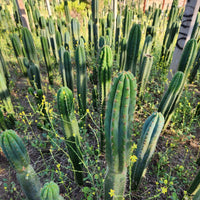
[57,87,83,185]
[0,130,42,200]
[104,71,137,199]
[41,181,64,200]
[131,112,164,190]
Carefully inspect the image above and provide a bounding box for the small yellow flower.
[164,179,168,185]
[156,181,159,185]
[86,109,89,113]
[130,155,137,163]
[161,187,167,194]
[109,189,115,197]
[4,187,7,190]
[132,143,137,150]
[56,164,61,169]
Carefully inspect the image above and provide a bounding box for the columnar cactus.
[57,87,83,185]
[25,2,34,31]
[75,45,87,117]
[125,24,141,75]
[41,181,64,200]
[0,130,41,200]
[64,0,71,24]
[189,46,200,83]
[122,5,132,38]
[56,30,62,49]
[40,36,53,85]
[104,71,137,200]
[92,0,99,53]
[191,12,200,40]
[158,71,184,128]
[115,14,121,58]
[10,33,27,76]
[152,8,161,27]
[139,35,153,67]
[22,27,39,64]
[88,19,94,52]
[64,30,70,50]
[138,54,153,97]
[188,169,200,197]
[177,39,197,80]
[119,38,127,71]
[71,18,80,49]
[131,112,164,190]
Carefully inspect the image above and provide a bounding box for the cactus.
[25,2,34,31]
[56,30,62,49]
[152,8,161,27]
[139,35,153,67]
[189,46,200,83]
[48,18,59,62]
[178,39,198,80]
[71,18,80,49]
[10,34,27,76]
[57,87,83,185]
[138,54,153,97]
[122,6,132,37]
[0,109,7,131]
[146,26,156,39]
[0,130,41,200]
[0,49,9,87]
[188,169,200,197]
[39,16,46,30]
[40,36,53,85]
[64,30,70,50]
[191,12,200,40]
[99,36,106,48]
[115,14,121,58]
[64,0,71,24]
[92,0,99,53]
[125,24,141,75]
[131,112,164,190]
[88,19,94,52]
[100,18,106,36]
[75,45,87,117]
[106,27,112,47]
[107,11,113,30]
[158,71,184,128]
[41,181,64,200]
[104,71,137,200]
[27,62,42,90]
[22,28,39,64]
[57,19,64,42]
[119,37,127,71]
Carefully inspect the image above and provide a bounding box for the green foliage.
[104,71,137,199]
[131,112,164,190]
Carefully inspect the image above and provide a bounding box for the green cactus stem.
[188,169,200,197]
[125,24,141,75]
[41,181,64,200]
[104,71,137,200]
[57,87,83,185]
[131,112,164,190]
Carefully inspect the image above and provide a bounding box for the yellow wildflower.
[109,189,115,197]
[130,155,137,163]
[161,187,167,194]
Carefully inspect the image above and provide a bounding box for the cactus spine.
[41,181,64,200]
[0,130,41,200]
[57,87,83,185]
[138,54,153,97]
[104,71,137,200]
[131,112,164,190]
[125,24,141,75]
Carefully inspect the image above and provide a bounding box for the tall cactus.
[41,181,64,200]
[152,8,161,27]
[138,54,153,97]
[122,5,132,38]
[88,19,94,52]
[188,169,200,197]
[25,2,34,31]
[119,37,127,71]
[0,130,41,200]
[131,112,164,190]
[40,36,53,85]
[71,18,80,49]
[92,0,99,53]
[104,71,137,200]
[64,30,70,50]
[10,33,27,76]
[125,24,141,75]
[75,45,87,117]
[22,27,39,64]
[57,87,83,185]
[64,0,71,24]
[158,71,184,128]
